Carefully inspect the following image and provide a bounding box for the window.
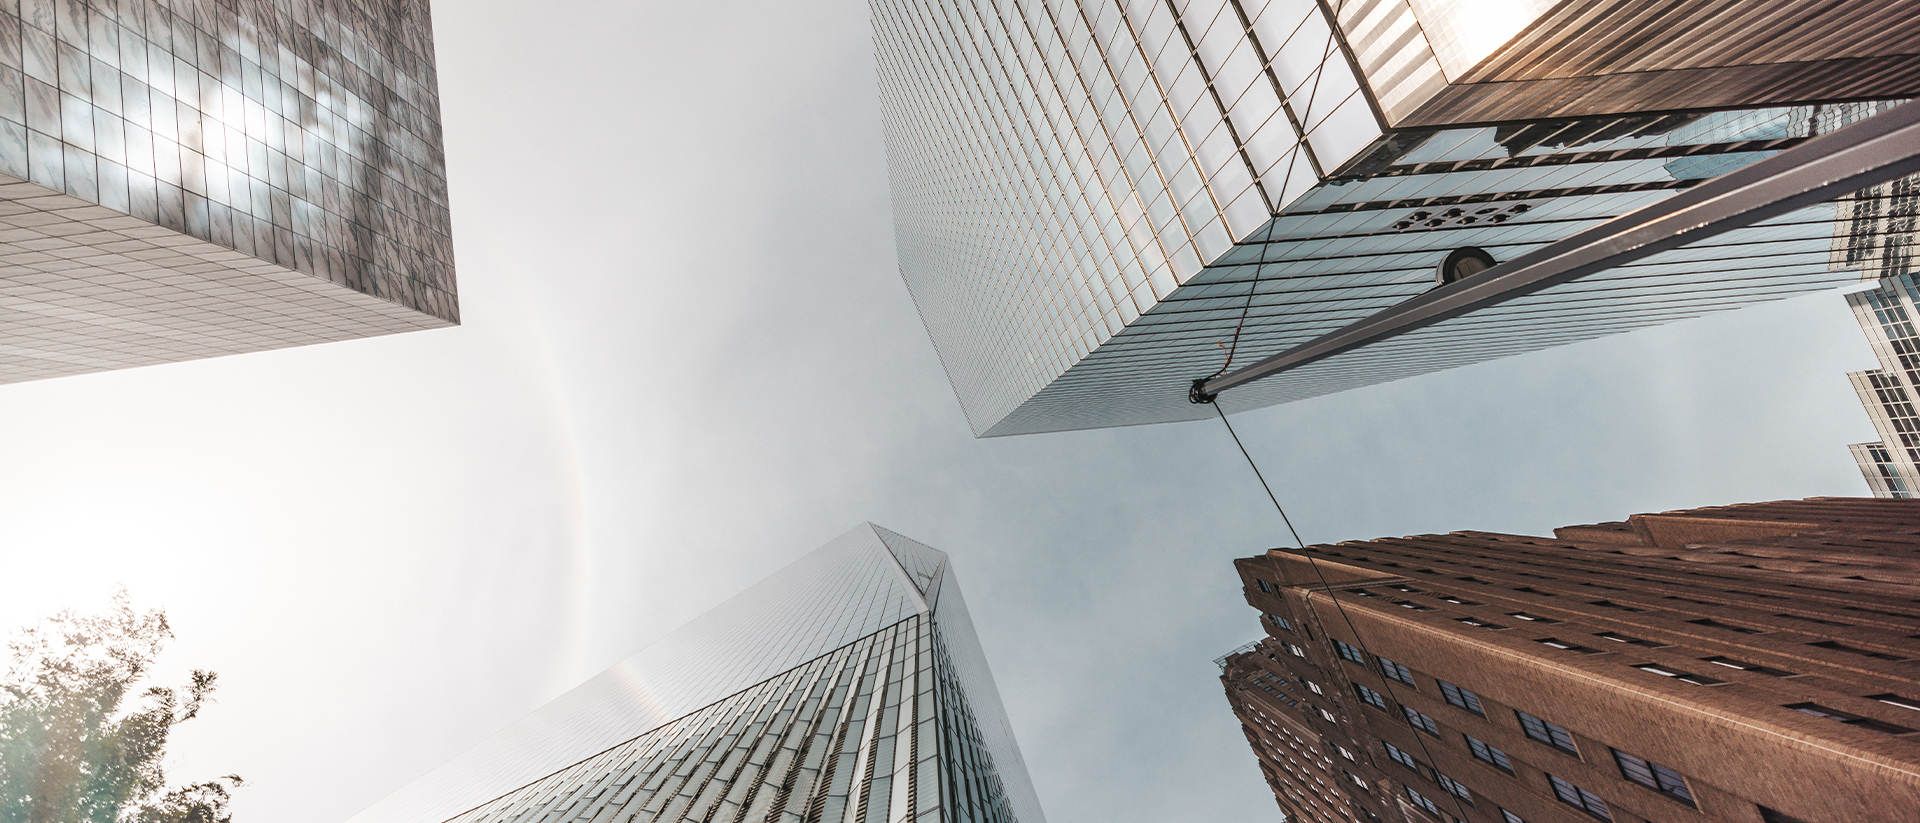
[1379,657,1415,685]
[1438,595,1479,605]
[1286,643,1307,658]
[1406,787,1442,816]
[1439,681,1485,716]
[1612,748,1696,807]
[1256,579,1273,593]
[1403,706,1441,736]
[1436,772,1473,803]
[1384,741,1421,770]
[1395,600,1436,611]
[1870,693,1920,712]
[1517,710,1578,754]
[1336,744,1356,761]
[1587,600,1642,612]
[1334,639,1367,663]
[1457,617,1506,629]
[1631,663,1724,685]
[1345,770,1369,789]
[1807,640,1909,661]
[1536,638,1601,654]
[1595,631,1667,648]
[1500,810,1528,823]
[1549,775,1613,821]
[1353,588,1383,598]
[1787,702,1917,735]
[1701,655,1795,676]
[1389,584,1423,593]
[1267,614,1294,632]
[1508,611,1560,623]
[1528,636,1605,652]
[1306,680,1324,695]
[1466,735,1513,773]
[1688,617,1762,634]
[1318,707,1339,723]
[1356,683,1389,710]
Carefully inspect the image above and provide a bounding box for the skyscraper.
[1839,176,1920,497]
[872,0,1920,436]
[345,524,1046,823]
[0,0,455,384]
[1224,497,1920,823]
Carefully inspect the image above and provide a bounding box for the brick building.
[1222,498,1920,823]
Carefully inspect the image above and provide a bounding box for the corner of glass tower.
[343,523,1046,823]
[873,0,1920,436]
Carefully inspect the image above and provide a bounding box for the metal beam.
[1194,100,1920,402]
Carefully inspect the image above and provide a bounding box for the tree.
[0,589,241,823]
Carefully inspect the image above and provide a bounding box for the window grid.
[1380,658,1415,685]
[1549,774,1614,821]
[1334,639,1367,663]
[1436,772,1473,804]
[1612,748,1697,807]
[1404,706,1441,736]
[1356,683,1389,710]
[1466,735,1513,773]
[1384,741,1420,771]
[1439,681,1485,716]
[1517,711,1579,754]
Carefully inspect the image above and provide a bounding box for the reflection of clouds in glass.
[0,0,453,320]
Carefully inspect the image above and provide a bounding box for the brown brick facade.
[1221,497,1920,823]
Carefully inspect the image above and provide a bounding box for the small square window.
[1306,680,1324,695]
[1500,810,1528,823]
[1612,748,1696,807]
[1436,772,1473,803]
[1508,611,1560,623]
[1587,600,1642,612]
[1457,617,1506,630]
[1334,639,1367,663]
[1384,741,1420,770]
[1379,657,1415,685]
[1466,735,1513,773]
[1870,693,1920,712]
[1630,663,1724,686]
[1395,600,1435,611]
[1256,579,1273,593]
[1701,655,1795,677]
[1549,774,1613,821]
[1403,706,1440,736]
[1807,640,1909,661]
[1595,631,1667,648]
[1439,681,1485,716]
[1517,710,1578,754]
[1787,702,1916,735]
[1536,638,1601,654]
[1355,683,1389,710]
[1318,707,1338,723]
[1267,613,1294,632]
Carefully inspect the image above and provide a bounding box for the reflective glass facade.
[874,0,1918,436]
[1843,180,1920,497]
[0,0,454,383]
[346,525,1045,823]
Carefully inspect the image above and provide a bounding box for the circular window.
[1437,247,1497,285]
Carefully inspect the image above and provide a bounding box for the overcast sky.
[0,2,1883,822]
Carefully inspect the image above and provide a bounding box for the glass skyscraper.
[1841,174,1920,497]
[873,0,1920,436]
[345,524,1046,823]
[0,0,455,384]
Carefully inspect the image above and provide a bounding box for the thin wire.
[1202,20,1339,383]
[1212,403,1475,823]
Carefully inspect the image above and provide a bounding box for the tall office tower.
[1223,497,1920,823]
[1839,177,1920,497]
[345,524,1045,823]
[872,0,1920,436]
[0,0,455,384]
